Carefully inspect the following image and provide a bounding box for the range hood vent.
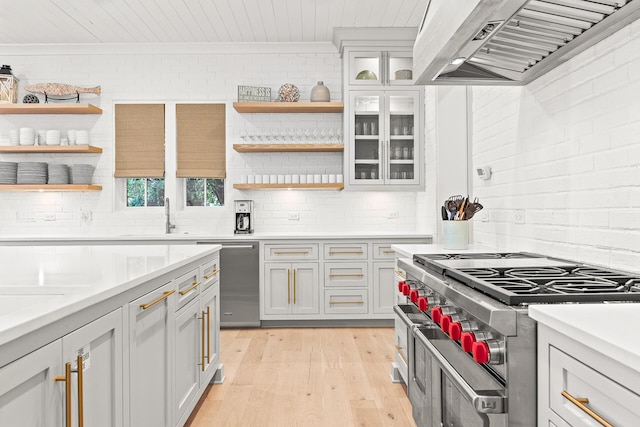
[414,0,640,85]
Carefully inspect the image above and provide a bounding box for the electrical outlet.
[44,213,56,221]
[515,209,525,224]
[480,211,489,222]
[81,209,92,222]
[388,211,399,219]
[288,212,299,221]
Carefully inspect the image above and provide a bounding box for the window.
[185,178,224,206]
[127,178,165,207]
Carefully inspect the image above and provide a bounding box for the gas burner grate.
[546,278,626,294]
[505,267,569,278]
[484,278,546,294]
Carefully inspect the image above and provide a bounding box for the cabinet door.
[62,308,123,427]
[373,262,395,314]
[0,341,62,427]
[174,299,201,426]
[350,92,384,185]
[129,282,175,427]
[201,283,220,383]
[291,263,319,315]
[385,92,420,185]
[348,51,383,86]
[264,263,292,315]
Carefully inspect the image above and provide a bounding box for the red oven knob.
[402,283,411,296]
[460,332,476,352]
[409,289,418,302]
[449,319,477,341]
[431,307,443,324]
[449,322,463,340]
[398,281,406,293]
[440,315,452,334]
[417,296,428,311]
[472,341,490,364]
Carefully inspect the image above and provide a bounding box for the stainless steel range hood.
[413,0,640,85]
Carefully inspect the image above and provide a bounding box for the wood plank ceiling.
[0,0,426,44]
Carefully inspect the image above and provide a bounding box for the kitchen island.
[0,244,222,427]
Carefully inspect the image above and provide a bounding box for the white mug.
[285,175,292,184]
[329,174,336,183]
[262,174,270,184]
[321,174,329,183]
[9,130,19,145]
[277,174,285,184]
[300,175,307,184]
[313,174,321,184]
[292,175,300,184]
[247,175,254,184]
[254,175,263,184]
[337,174,344,183]
[306,174,314,184]
[270,174,278,184]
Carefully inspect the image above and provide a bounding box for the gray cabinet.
[264,262,320,316]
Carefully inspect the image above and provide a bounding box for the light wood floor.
[186,327,416,427]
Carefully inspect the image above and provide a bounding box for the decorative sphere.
[23,94,39,104]
[278,83,300,102]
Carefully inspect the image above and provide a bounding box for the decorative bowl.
[356,70,378,80]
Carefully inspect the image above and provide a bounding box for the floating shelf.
[0,104,103,114]
[0,145,102,153]
[233,143,344,153]
[233,183,343,190]
[0,184,102,192]
[233,101,344,113]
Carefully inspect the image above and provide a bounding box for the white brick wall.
[0,44,422,237]
[472,19,640,271]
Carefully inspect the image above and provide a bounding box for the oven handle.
[394,304,420,329]
[412,325,507,414]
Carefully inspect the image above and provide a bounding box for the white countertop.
[390,243,503,258]
[0,244,220,347]
[529,304,640,374]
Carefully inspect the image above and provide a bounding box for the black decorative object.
[23,94,39,104]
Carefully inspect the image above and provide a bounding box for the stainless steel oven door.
[413,326,508,427]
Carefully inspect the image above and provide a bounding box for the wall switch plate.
[44,213,56,221]
[288,212,299,221]
[388,211,399,219]
[480,211,489,222]
[515,209,525,224]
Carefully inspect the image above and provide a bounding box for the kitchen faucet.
[165,197,176,234]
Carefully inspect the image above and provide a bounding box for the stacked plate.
[45,130,61,146]
[17,162,48,184]
[75,130,90,145]
[70,164,94,184]
[47,164,70,184]
[0,161,18,184]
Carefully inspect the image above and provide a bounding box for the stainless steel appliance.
[396,252,640,427]
[234,200,253,234]
[197,241,260,327]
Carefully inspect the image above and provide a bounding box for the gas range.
[413,252,640,306]
[395,252,640,427]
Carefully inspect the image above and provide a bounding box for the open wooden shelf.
[233,101,344,113]
[233,183,343,190]
[0,104,103,114]
[0,145,102,153]
[233,143,344,153]
[0,184,102,192]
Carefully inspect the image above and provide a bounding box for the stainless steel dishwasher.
[197,241,260,328]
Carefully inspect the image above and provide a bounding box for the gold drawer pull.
[329,273,364,277]
[204,269,219,279]
[330,301,364,305]
[329,251,364,255]
[561,390,613,427]
[201,310,206,372]
[179,281,201,296]
[383,250,395,254]
[274,251,310,255]
[140,290,175,310]
[395,345,408,365]
[395,270,406,279]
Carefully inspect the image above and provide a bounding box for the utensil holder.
[442,220,469,250]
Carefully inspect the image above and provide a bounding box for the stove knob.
[461,332,476,352]
[417,296,428,311]
[472,339,504,365]
[440,315,456,334]
[449,319,477,341]
[402,283,412,296]
[397,281,406,293]
[431,307,443,324]
[409,289,418,302]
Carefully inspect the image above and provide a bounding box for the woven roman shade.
[176,103,226,179]
[114,104,165,178]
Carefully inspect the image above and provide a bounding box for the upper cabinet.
[348,49,415,87]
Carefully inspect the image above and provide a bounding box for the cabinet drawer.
[372,243,396,260]
[394,322,408,381]
[200,255,220,292]
[549,345,640,426]
[324,262,368,287]
[323,243,367,260]
[175,268,201,311]
[264,244,318,261]
[324,289,368,314]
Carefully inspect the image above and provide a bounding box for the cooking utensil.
[441,206,449,220]
[463,202,483,219]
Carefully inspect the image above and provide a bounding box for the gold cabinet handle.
[329,251,364,255]
[293,269,297,304]
[206,305,211,365]
[329,273,364,277]
[394,270,406,279]
[274,251,310,255]
[179,281,201,296]
[395,345,408,365]
[201,310,206,372]
[204,269,219,279]
[329,301,364,305]
[76,356,84,427]
[383,249,395,254]
[561,390,613,427]
[287,269,291,304]
[140,290,175,310]
[55,362,72,427]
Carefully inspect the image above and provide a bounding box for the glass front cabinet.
[348,91,422,187]
[348,50,415,86]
